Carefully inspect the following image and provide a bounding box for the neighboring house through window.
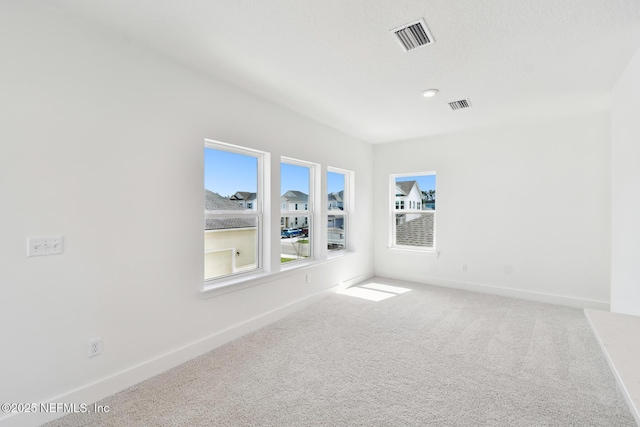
[281,190,309,229]
[230,191,257,210]
[204,141,264,281]
[391,173,436,250]
[281,159,314,263]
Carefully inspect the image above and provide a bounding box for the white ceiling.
[46,0,640,144]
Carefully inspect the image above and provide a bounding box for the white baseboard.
[377,275,610,310]
[1,285,339,427]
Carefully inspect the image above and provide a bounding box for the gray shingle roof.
[328,190,344,202]
[230,191,257,202]
[205,190,256,230]
[205,217,257,231]
[281,190,308,202]
[205,189,245,211]
[396,180,417,196]
[396,213,434,247]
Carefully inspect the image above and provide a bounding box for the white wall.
[0,2,372,425]
[611,45,640,316]
[373,112,612,308]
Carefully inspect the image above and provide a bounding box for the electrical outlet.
[306,274,311,284]
[461,264,468,272]
[88,338,103,358]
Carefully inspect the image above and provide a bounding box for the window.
[281,159,314,264]
[328,168,350,252]
[391,173,436,250]
[202,140,352,292]
[204,141,264,281]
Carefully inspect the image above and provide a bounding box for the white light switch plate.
[27,236,64,257]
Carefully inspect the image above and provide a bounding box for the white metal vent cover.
[391,18,435,52]
[448,99,472,111]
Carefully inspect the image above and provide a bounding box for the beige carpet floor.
[46,278,636,426]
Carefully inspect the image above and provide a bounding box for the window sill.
[327,249,349,260]
[280,259,315,272]
[202,271,271,299]
[201,251,356,299]
[388,246,439,256]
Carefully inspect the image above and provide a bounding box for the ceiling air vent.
[449,99,471,111]
[391,18,434,52]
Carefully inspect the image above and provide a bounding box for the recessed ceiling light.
[422,89,439,98]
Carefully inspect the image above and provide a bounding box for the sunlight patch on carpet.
[361,283,412,294]
[337,287,397,301]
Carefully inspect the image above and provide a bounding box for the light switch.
[27,236,64,257]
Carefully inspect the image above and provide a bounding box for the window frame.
[280,157,316,265]
[201,140,357,298]
[204,139,267,284]
[390,172,436,252]
[327,167,351,255]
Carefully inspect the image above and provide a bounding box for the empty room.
[1,1,640,426]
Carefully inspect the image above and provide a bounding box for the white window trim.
[281,157,316,265]
[327,166,352,256]
[389,172,436,252]
[204,139,270,287]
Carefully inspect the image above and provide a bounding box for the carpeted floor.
[47,278,636,426]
